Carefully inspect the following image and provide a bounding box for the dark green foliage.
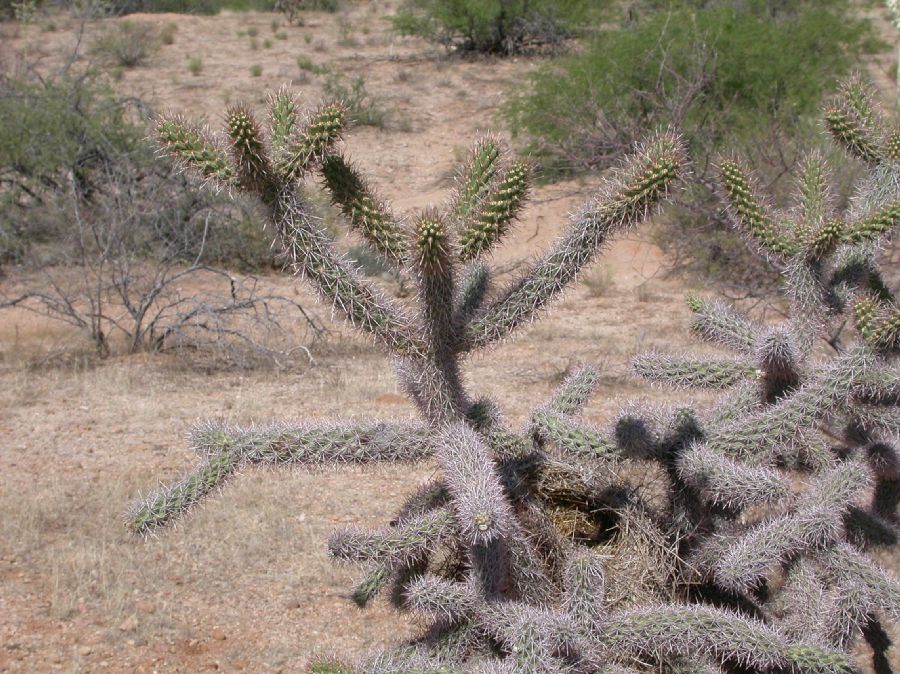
[391,0,608,55]
[504,0,876,289]
[0,70,276,270]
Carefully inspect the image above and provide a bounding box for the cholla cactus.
[128,79,898,674]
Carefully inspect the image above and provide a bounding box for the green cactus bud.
[796,153,831,233]
[685,294,704,313]
[805,219,845,259]
[320,153,405,265]
[719,159,798,258]
[157,116,235,185]
[415,214,450,270]
[451,137,500,224]
[459,161,530,260]
[269,86,296,150]
[277,102,345,183]
[825,78,881,164]
[542,365,600,416]
[842,200,900,244]
[855,297,899,350]
[531,408,619,461]
[784,644,850,674]
[225,105,272,192]
[465,131,685,350]
[854,296,878,342]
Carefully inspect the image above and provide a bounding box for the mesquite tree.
[128,78,899,674]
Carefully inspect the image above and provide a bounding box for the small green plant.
[249,63,263,77]
[247,25,259,37]
[296,55,327,74]
[160,22,177,44]
[337,17,358,47]
[323,74,388,128]
[249,37,259,49]
[263,37,273,48]
[187,55,203,76]
[90,20,159,68]
[275,30,287,40]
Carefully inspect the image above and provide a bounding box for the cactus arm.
[400,213,468,424]
[713,460,870,593]
[850,364,900,405]
[320,153,407,266]
[328,507,456,567]
[351,565,392,608]
[819,543,900,621]
[276,102,345,185]
[463,132,685,350]
[127,449,240,535]
[784,260,828,355]
[562,549,607,632]
[459,161,530,261]
[450,137,501,225]
[531,408,620,461]
[718,159,799,260]
[602,604,849,674]
[541,365,601,416]
[128,420,434,536]
[685,296,761,354]
[708,349,874,461]
[676,443,790,511]
[190,419,434,464]
[403,574,478,624]
[632,353,758,389]
[451,262,490,332]
[273,191,426,356]
[755,328,801,402]
[438,423,515,546]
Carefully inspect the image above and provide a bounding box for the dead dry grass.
[1,2,898,673]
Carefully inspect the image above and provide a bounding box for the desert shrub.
[128,81,898,673]
[274,0,339,25]
[323,74,388,128]
[90,20,159,67]
[0,69,277,271]
[392,0,608,54]
[504,0,877,290]
[296,55,328,75]
[0,71,318,359]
